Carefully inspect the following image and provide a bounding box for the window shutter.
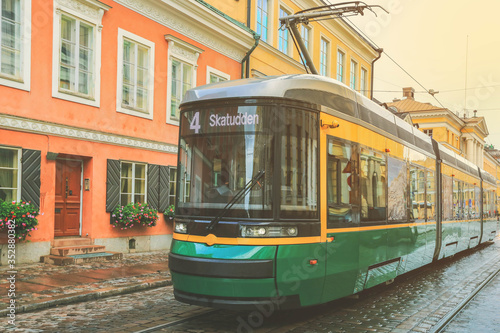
[21,149,41,208]
[106,159,120,212]
[159,166,170,212]
[147,164,160,210]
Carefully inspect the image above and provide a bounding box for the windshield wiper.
[206,170,266,232]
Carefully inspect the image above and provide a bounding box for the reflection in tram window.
[178,106,274,218]
[280,109,318,219]
[410,166,425,221]
[426,171,436,221]
[474,185,481,219]
[327,139,357,228]
[453,179,463,220]
[388,157,407,222]
[442,175,453,221]
[360,148,386,223]
[463,183,473,219]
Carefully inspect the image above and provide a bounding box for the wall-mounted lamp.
[321,119,340,129]
[84,179,90,191]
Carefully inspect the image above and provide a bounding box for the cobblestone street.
[5,239,499,333]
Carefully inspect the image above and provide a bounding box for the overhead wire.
[343,16,448,109]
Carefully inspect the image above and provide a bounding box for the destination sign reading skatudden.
[209,112,259,127]
[186,108,261,134]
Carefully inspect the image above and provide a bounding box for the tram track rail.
[132,308,220,333]
[429,265,500,333]
[129,243,499,333]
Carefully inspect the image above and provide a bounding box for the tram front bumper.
[168,252,301,310]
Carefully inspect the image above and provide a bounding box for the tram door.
[322,139,361,302]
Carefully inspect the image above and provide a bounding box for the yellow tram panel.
[319,113,387,151]
[441,164,480,184]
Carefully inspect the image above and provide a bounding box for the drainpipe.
[241,0,260,78]
[241,34,260,79]
[370,48,383,101]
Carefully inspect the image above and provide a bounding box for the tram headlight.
[285,227,298,236]
[240,225,299,237]
[174,221,188,234]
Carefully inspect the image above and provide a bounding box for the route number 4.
[190,112,201,134]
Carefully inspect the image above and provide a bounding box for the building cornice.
[408,110,465,130]
[114,0,255,61]
[0,114,178,154]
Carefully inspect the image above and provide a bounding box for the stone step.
[40,252,123,266]
[53,237,93,248]
[50,245,106,257]
[71,252,123,264]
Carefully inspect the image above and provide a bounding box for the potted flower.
[111,202,159,230]
[0,200,40,242]
[164,204,175,220]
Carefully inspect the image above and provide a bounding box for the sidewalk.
[0,250,171,316]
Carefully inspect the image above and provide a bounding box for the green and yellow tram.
[169,74,499,310]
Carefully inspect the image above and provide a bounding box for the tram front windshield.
[177,105,273,219]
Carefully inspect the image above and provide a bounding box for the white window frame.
[166,34,203,126]
[336,48,346,83]
[206,66,230,84]
[116,28,155,119]
[119,161,147,205]
[0,0,31,91]
[278,4,292,56]
[256,0,272,43]
[319,35,330,77]
[360,66,368,96]
[52,0,108,107]
[300,24,312,58]
[0,146,22,202]
[350,58,358,90]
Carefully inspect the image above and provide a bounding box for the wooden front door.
[55,159,82,237]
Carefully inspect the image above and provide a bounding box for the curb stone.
[1,279,172,316]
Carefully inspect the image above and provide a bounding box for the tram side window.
[442,175,453,221]
[410,166,426,221]
[483,190,487,218]
[327,140,357,228]
[360,148,386,223]
[484,190,495,218]
[426,171,436,221]
[388,157,408,222]
[474,185,481,219]
[280,108,318,219]
[463,182,473,219]
[453,179,463,220]
[492,190,497,217]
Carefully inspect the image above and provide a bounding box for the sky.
[337,0,500,148]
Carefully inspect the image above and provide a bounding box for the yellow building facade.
[203,0,380,98]
[387,87,491,168]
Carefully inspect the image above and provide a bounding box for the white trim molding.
[51,0,110,107]
[114,0,254,62]
[0,113,178,153]
[206,66,230,84]
[116,28,156,120]
[0,0,32,91]
[165,34,203,126]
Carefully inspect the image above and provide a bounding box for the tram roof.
[183,74,436,156]
[182,75,486,178]
[438,144,480,178]
[182,74,355,105]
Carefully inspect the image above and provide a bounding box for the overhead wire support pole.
[280,1,387,76]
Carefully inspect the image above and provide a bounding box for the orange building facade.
[0,0,254,263]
